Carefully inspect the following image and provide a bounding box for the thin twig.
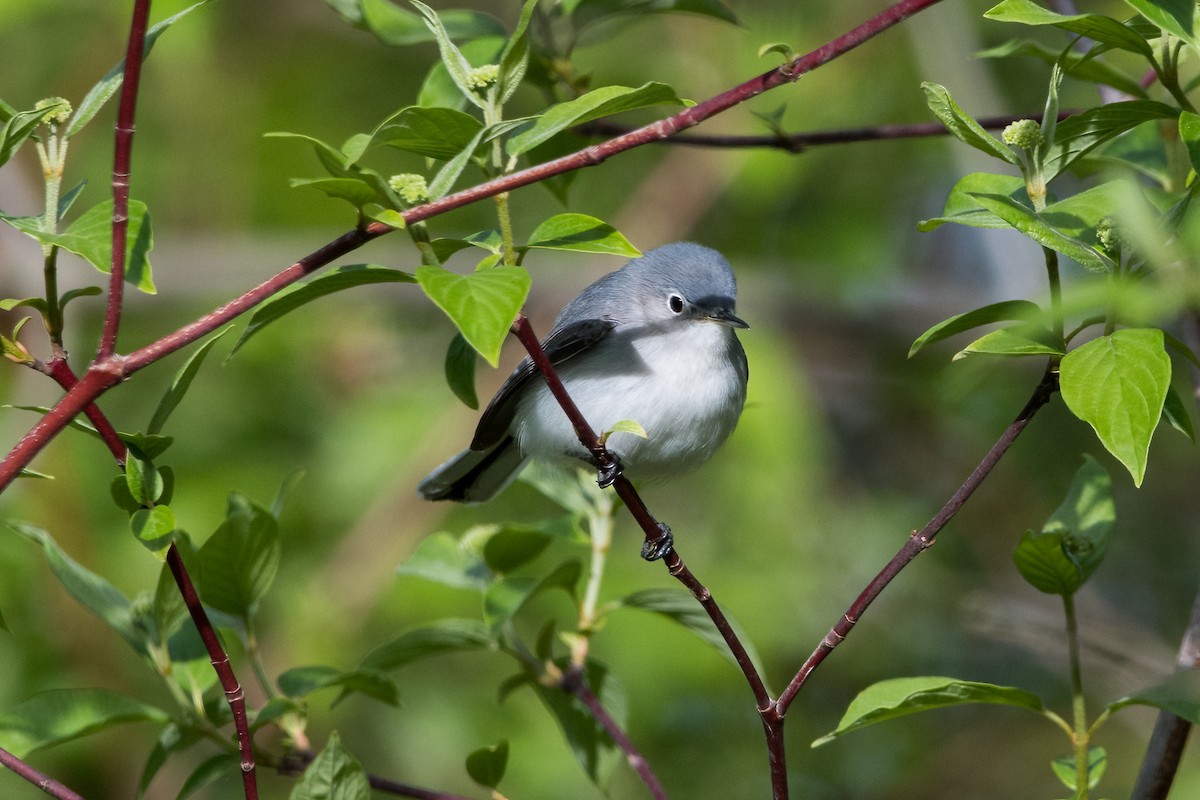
[775,368,1058,713]
[561,667,668,800]
[98,0,151,359]
[0,746,86,800]
[579,112,1075,152]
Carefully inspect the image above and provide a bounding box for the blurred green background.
[2,0,1199,797]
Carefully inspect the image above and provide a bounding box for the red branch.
[98,0,151,359]
[0,746,85,800]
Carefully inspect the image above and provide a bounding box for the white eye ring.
[668,293,685,314]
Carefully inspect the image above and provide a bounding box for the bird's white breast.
[514,321,746,478]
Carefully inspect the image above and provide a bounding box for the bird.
[418,242,749,504]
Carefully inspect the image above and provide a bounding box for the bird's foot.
[640,523,674,562]
[595,453,623,489]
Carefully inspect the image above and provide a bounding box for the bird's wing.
[470,317,616,450]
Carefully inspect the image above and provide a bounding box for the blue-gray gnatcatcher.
[418,242,749,503]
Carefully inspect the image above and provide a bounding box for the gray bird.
[418,242,749,503]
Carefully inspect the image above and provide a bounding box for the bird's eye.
[668,294,685,314]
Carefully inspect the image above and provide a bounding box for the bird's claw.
[640,523,674,562]
[595,455,623,489]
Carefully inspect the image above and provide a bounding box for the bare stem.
[0,746,86,800]
[99,0,152,359]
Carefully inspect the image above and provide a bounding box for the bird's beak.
[706,307,749,329]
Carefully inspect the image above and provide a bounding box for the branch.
[579,112,1076,152]
[98,0,151,359]
[774,368,1058,714]
[561,666,667,800]
[0,746,85,800]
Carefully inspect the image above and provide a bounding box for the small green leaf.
[288,177,382,209]
[619,588,765,674]
[922,83,1019,165]
[130,505,177,560]
[984,0,1153,55]
[8,521,148,654]
[0,297,48,313]
[954,323,1065,360]
[358,619,496,672]
[289,731,370,800]
[1108,670,1200,722]
[1162,384,1195,442]
[484,560,581,629]
[813,676,1045,746]
[410,0,488,110]
[416,265,531,366]
[1050,747,1107,791]
[125,453,163,506]
[498,0,537,104]
[371,106,484,160]
[0,688,169,758]
[148,327,231,435]
[507,83,691,155]
[59,285,103,311]
[969,193,1115,271]
[602,419,648,445]
[1060,329,1171,485]
[1123,0,1195,43]
[918,172,1029,232]
[757,41,795,60]
[528,659,626,788]
[909,300,1044,357]
[138,724,201,799]
[365,207,406,228]
[1044,101,1179,180]
[417,36,506,110]
[195,497,281,620]
[977,39,1148,98]
[231,265,415,356]
[356,0,504,47]
[265,131,352,176]
[444,332,479,409]
[1180,111,1200,174]
[523,213,641,257]
[67,2,210,138]
[0,106,61,168]
[120,432,174,461]
[277,665,399,705]
[480,525,554,574]
[466,741,508,789]
[395,531,490,591]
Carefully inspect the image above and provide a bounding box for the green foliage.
[1051,747,1107,792]
[465,740,509,789]
[195,495,281,621]
[1060,330,1171,485]
[290,732,371,800]
[415,264,531,366]
[0,689,169,759]
[1013,456,1114,595]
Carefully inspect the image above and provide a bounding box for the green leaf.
[1060,329,1171,485]
[131,505,177,559]
[56,180,88,222]
[195,496,281,619]
[277,665,399,705]
[909,300,1044,357]
[288,177,382,209]
[969,193,1115,272]
[1123,0,1195,43]
[356,0,504,46]
[1050,747,1107,791]
[371,107,483,160]
[984,0,1153,56]
[177,754,238,800]
[416,265,531,366]
[1162,384,1195,442]
[411,0,487,110]
[265,131,352,176]
[0,688,169,758]
[3,200,156,293]
[271,469,307,519]
[289,731,371,800]
[1044,101,1179,181]
[426,127,487,199]
[66,2,211,138]
[444,332,480,409]
[918,172,1029,231]
[418,36,506,110]
[522,214,641,257]
[8,521,147,655]
[619,588,765,674]
[139,724,201,799]
[120,432,174,461]
[358,619,496,672]
[148,327,231,435]
[977,39,1148,98]
[921,83,1019,165]
[231,265,414,356]
[480,525,554,574]
[466,741,509,789]
[529,659,626,788]
[1108,670,1200,722]
[1180,111,1200,174]
[125,452,163,506]
[954,323,1065,360]
[396,531,490,591]
[484,560,582,629]
[498,0,538,104]
[59,285,103,311]
[1014,456,1114,594]
[0,105,61,168]
[507,82,691,155]
[813,676,1045,746]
